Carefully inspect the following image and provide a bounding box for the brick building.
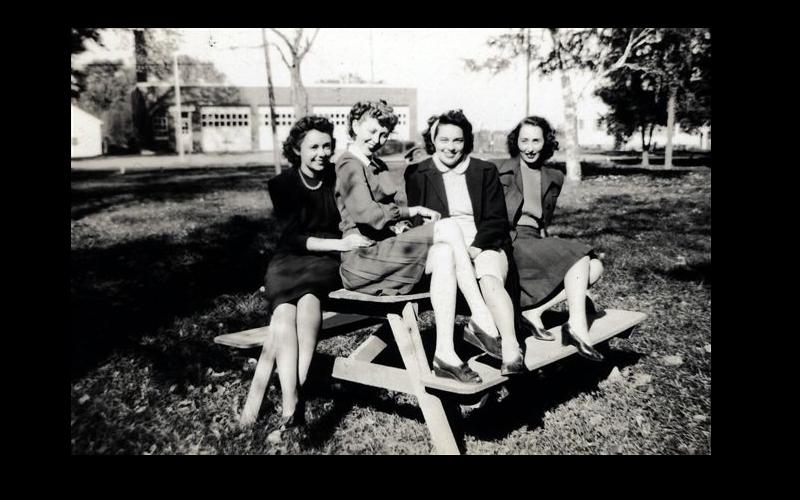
[132,84,417,154]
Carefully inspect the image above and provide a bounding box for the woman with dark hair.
[335,100,502,383]
[497,116,605,361]
[255,115,374,432]
[404,109,525,375]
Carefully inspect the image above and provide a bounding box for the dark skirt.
[340,223,434,296]
[513,225,593,308]
[264,251,342,315]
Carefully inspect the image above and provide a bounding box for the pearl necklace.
[299,169,322,191]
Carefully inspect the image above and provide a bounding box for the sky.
[74,28,609,134]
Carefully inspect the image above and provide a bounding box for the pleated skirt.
[513,225,594,308]
[340,223,434,296]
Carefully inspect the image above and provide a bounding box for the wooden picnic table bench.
[215,288,646,454]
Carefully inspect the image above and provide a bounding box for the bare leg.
[295,294,322,387]
[425,243,461,366]
[564,256,592,342]
[271,303,299,418]
[522,257,604,329]
[433,219,498,337]
[478,275,520,361]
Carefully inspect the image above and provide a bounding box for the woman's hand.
[340,233,375,251]
[409,206,441,223]
[467,246,483,260]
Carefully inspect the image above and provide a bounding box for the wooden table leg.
[387,305,461,455]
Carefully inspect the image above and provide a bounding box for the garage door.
[257,107,295,151]
[201,107,252,153]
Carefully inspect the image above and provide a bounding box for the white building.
[71,105,104,158]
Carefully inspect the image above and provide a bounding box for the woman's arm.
[306,234,374,252]
[336,158,410,230]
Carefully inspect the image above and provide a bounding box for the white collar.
[348,144,373,168]
[433,154,471,175]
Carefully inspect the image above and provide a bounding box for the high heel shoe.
[463,320,502,359]
[561,322,604,362]
[501,348,526,376]
[433,356,483,384]
[520,315,555,341]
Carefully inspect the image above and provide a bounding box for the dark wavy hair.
[421,109,474,157]
[282,115,336,168]
[347,100,399,138]
[506,116,559,163]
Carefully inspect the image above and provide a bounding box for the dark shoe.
[433,356,483,384]
[501,348,526,376]
[463,320,502,359]
[520,314,555,341]
[279,398,306,430]
[561,322,604,362]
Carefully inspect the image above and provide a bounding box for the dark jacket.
[405,156,523,337]
[495,156,564,237]
[404,157,511,251]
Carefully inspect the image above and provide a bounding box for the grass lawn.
[70,162,711,455]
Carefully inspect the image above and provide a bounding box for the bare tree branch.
[293,29,303,51]
[298,28,320,60]
[270,42,291,68]
[269,28,297,57]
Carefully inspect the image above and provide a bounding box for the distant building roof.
[71,104,103,124]
[136,83,416,107]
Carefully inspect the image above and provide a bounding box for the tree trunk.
[560,71,581,182]
[664,87,677,168]
[290,64,310,119]
[640,125,649,167]
[261,29,282,175]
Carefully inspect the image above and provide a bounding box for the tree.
[465,28,540,116]
[467,28,655,182]
[597,28,711,167]
[267,28,320,118]
[595,70,668,166]
[71,28,104,98]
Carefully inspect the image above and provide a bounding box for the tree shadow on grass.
[71,212,279,381]
[71,167,272,220]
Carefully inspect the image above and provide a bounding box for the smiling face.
[433,124,466,167]
[296,129,333,175]
[517,124,545,164]
[352,116,390,156]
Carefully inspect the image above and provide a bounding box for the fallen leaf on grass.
[78,395,90,405]
[661,355,683,366]
[605,366,624,384]
[704,344,711,353]
[267,430,282,444]
[632,373,653,387]
[693,414,708,422]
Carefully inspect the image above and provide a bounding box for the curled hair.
[421,109,474,157]
[282,115,336,168]
[506,116,559,163]
[347,100,399,138]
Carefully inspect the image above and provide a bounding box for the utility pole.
[173,52,185,163]
[261,29,282,175]
[369,28,375,83]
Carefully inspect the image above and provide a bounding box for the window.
[154,116,169,134]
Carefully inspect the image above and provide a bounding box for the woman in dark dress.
[405,110,525,375]
[497,116,605,361]
[261,116,373,430]
[335,100,502,384]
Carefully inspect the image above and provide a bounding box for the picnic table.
[215,288,646,454]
